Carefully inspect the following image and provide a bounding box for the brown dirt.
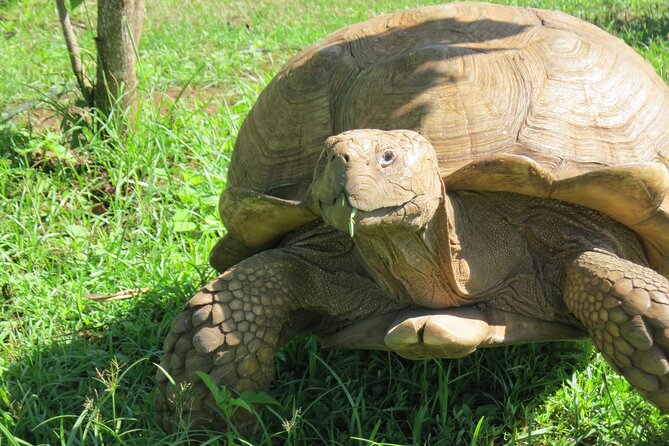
[6,83,230,133]
[151,84,229,117]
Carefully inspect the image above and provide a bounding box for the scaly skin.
[155,260,290,429]
[564,251,669,412]
[155,224,405,429]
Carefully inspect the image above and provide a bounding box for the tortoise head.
[308,129,443,235]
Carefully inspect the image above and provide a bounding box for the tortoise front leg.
[155,256,288,430]
[564,251,669,413]
[155,247,402,430]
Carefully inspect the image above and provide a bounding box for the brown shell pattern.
[223,2,669,273]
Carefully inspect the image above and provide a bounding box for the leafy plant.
[196,371,280,420]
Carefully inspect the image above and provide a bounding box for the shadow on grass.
[1,283,196,444]
[0,121,30,163]
[274,338,669,445]
[6,282,668,445]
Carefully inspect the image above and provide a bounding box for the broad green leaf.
[171,221,197,232]
[237,390,280,406]
[65,224,88,239]
[230,398,253,413]
[177,187,197,205]
[172,209,191,221]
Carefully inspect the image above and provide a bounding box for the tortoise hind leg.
[564,251,669,412]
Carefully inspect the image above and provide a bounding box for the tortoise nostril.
[331,152,350,163]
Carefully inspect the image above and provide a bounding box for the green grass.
[1,0,668,444]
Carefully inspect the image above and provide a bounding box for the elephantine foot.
[155,225,404,430]
[155,269,285,430]
[565,251,669,412]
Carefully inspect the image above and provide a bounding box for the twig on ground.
[85,287,150,302]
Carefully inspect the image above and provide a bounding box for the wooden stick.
[85,287,149,302]
[55,0,94,105]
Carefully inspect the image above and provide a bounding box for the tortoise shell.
[213,2,669,276]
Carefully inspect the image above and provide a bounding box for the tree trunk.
[95,0,144,122]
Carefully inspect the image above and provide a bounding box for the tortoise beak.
[307,146,361,235]
[311,138,388,213]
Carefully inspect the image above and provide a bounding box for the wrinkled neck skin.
[351,189,467,309]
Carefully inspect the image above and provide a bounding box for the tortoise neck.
[352,192,467,308]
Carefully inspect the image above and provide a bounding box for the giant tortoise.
[155,2,669,428]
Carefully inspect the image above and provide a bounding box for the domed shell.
[213,2,669,275]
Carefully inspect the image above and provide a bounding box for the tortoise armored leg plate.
[155,225,404,429]
[564,251,669,412]
[155,259,288,429]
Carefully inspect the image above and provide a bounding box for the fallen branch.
[85,287,149,302]
[0,86,69,122]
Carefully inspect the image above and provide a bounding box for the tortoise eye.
[379,149,396,166]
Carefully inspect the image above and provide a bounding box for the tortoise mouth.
[318,193,422,237]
